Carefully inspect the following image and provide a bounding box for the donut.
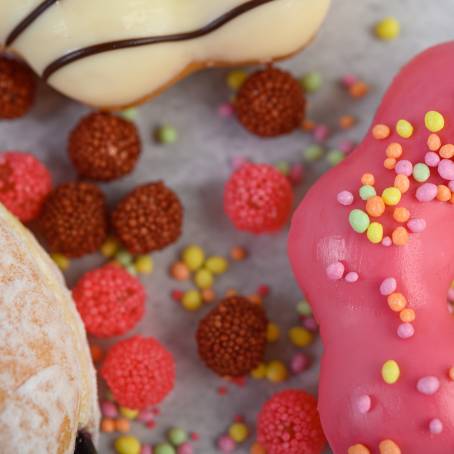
[0,203,99,452]
[288,42,454,454]
[0,0,330,109]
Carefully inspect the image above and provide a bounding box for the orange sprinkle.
[394,174,410,193]
[101,418,115,433]
[201,288,216,303]
[115,418,131,433]
[339,115,357,129]
[448,367,454,381]
[248,294,263,305]
[387,292,408,312]
[386,142,403,159]
[230,246,248,261]
[393,207,410,223]
[440,144,454,159]
[372,124,390,140]
[427,133,441,151]
[437,184,451,202]
[379,439,401,454]
[90,343,104,363]
[348,445,371,454]
[400,308,416,322]
[366,196,385,217]
[384,158,396,170]
[392,226,409,246]
[302,119,316,131]
[361,172,375,185]
[349,81,369,98]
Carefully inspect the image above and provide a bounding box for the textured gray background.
[1,0,454,453]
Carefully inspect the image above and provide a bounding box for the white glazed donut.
[0,0,330,108]
[0,203,99,453]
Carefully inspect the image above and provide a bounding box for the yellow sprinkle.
[119,407,139,420]
[266,323,280,343]
[181,244,205,271]
[181,289,202,311]
[134,255,154,274]
[228,422,249,443]
[395,119,414,138]
[194,268,214,289]
[204,256,229,274]
[114,435,141,454]
[227,70,248,91]
[374,17,400,41]
[381,359,400,384]
[288,326,313,348]
[424,110,445,132]
[366,222,384,244]
[382,187,401,206]
[100,237,120,258]
[250,362,267,379]
[51,253,70,271]
[266,360,288,383]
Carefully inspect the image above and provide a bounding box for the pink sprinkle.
[345,271,359,283]
[448,288,454,302]
[178,443,194,454]
[380,277,397,296]
[257,284,270,297]
[382,236,392,247]
[341,74,358,88]
[438,159,454,180]
[326,261,345,280]
[338,139,356,154]
[291,352,310,373]
[137,409,154,423]
[337,190,354,206]
[429,419,443,434]
[289,163,304,185]
[416,183,437,202]
[425,151,440,167]
[397,322,415,339]
[218,102,233,118]
[407,218,426,233]
[394,160,413,176]
[417,376,440,395]
[356,395,371,414]
[302,317,318,332]
[140,446,153,454]
[101,401,118,418]
[313,124,330,142]
[191,433,199,441]
[218,435,236,453]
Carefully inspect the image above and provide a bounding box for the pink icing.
[288,42,454,453]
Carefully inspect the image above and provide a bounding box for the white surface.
[1,0,454,452]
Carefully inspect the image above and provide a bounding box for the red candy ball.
[224,163,293,233]
[101,336,175,409]
[257,390,325,454]
[0,151,51,222]
[73,264,146,338]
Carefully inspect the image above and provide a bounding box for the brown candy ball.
[112,182,183,254]
[234,67,305,137]
[68,112,141,181]
[40,182,108,257]
[0,57,36,119]
[196,295,268,377]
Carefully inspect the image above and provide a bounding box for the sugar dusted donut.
[289,42,454,453]
[0,0,330,109]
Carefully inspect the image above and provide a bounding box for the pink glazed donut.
[289,42,454,454]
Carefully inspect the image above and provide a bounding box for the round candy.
[374,17,400,41]
[73,263,146,337]
[257,390,325,454]
[101,336,175,409]
[224,163,293,234]
[0,151,51,222]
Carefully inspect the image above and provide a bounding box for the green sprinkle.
[326,149,345,166]
[303,144,324,161]
[275,161,290,175]
[349,209,370,233]
[359,184,376,200]
[154,443,176,454]
[125,264,138,276]
[300,71,322,93]
[413,162,430,182]
[115,250,133,266]
[119,108,138,122]
[296,300,312,316]
[167,427,188,446]
[156,125,178,144]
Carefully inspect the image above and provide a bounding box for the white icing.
[0,0,330,107]
[0,205,99,453]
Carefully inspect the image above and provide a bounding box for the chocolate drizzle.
[5,0,59,46]
[42,0,276,80]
